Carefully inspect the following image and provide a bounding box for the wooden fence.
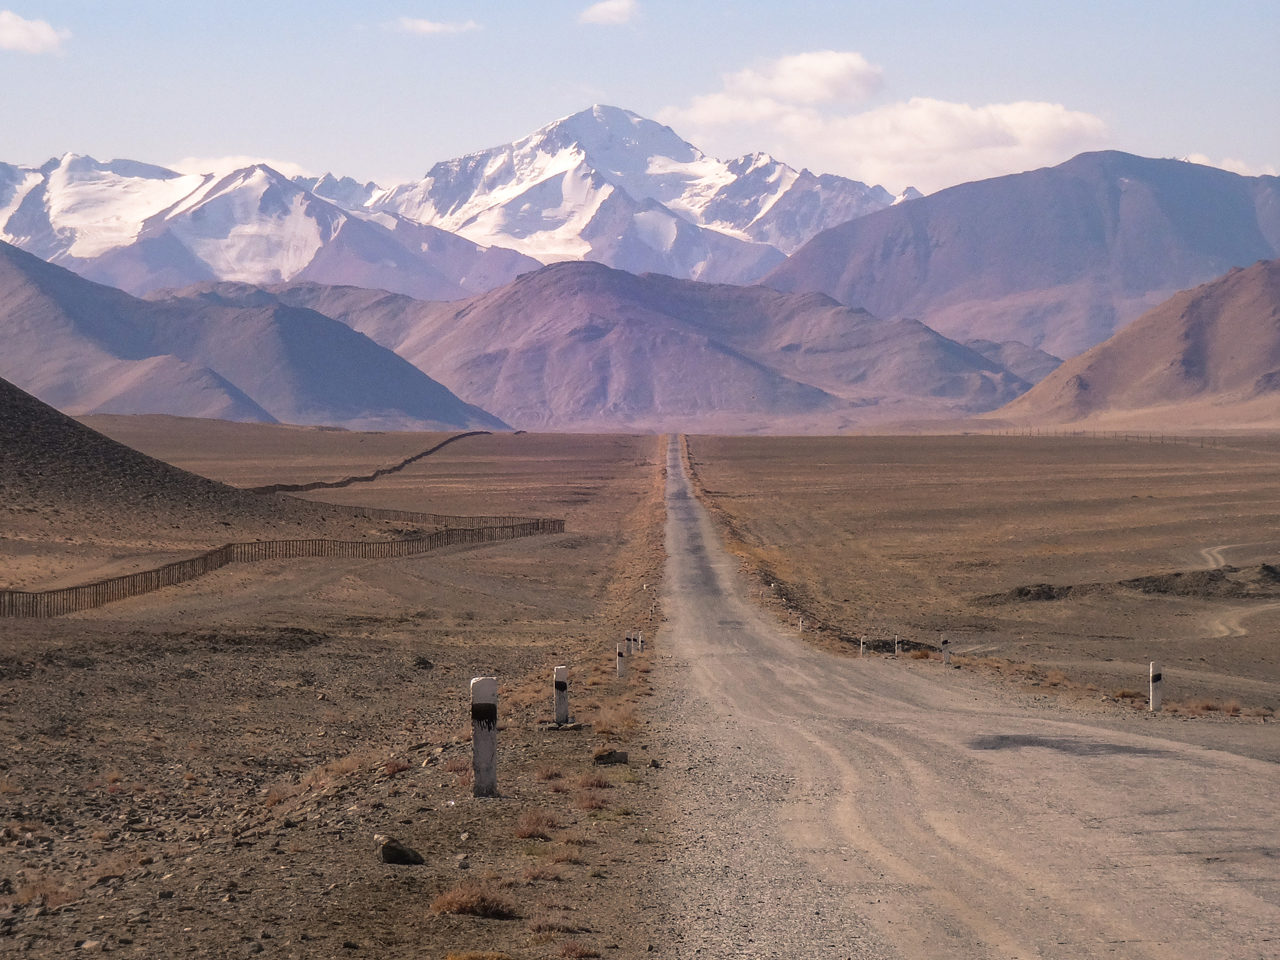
[0,518,564,619]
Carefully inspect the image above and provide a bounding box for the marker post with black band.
[554,665,569,725]
[471,676,499,797]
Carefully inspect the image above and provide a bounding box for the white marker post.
[470,677,498,797]
[1149,661,1162,713]
[859,636,865,657]
[617,642,627,678]
[894,635,901,657]
[553,665,569,725]
[941,636,951,667]
[625,634,633,656]
[798,617,804,633]
[637,631,644,652]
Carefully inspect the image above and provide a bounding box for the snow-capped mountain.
[357,105,903,282]
[0,154,538,299]
[1,106,910,298]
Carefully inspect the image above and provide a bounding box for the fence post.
[471,677,499,797]
[1149,661,1162,713]
[554,666,569,725]
[616,642,627,678]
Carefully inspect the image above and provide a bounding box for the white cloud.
[723,50,882,105]
[169,155,314,179]
[1185,154,1278,178]
[0,9,69,54]
[579,0,636,25]
[394,17,480,36]
[659,50,1111,194]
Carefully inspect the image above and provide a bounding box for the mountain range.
[180,261,1028,432]
[993,258,1280,428]
[766,151,1280,358]
[0,106,907,300]
[4,105,1280,433]
[0,240,505,430]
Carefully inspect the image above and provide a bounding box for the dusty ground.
[1,428,668,959]
[7,417,1280,958]
[685,433,1280,727]
[653,435,1280,958]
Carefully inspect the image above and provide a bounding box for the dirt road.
[654,436,1280,959]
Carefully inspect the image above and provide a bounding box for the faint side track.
[0,518,563,618]
[245,430,491,494]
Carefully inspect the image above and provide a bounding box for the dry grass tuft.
[382,758,410,777]
[443,755,471,774]
[535,764,564,781]
[430,881,517,919]
[559,942,601,959]
[576,772,613,790]
[593,704,637,738]
[514,810,559,840]
[445,953,514,960]
[1112,688,1143,700]
[908,648,931,660]
[1224,699,1242,717]
[575,790,609,811]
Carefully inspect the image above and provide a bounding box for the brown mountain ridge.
[992,259,1280,429]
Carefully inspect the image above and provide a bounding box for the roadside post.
[617,642,627,678]
[860,636,865,657]
[894,635,901,657]
[470,677,498,797]
[1150,661,1162,712]
[941,634,951,666]
[554,665,569,725]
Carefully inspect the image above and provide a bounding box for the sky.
[1,0,1276,194]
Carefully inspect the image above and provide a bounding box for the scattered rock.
[374,834,423,865]
[593,748,628,766]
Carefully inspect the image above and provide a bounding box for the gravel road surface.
[654,436,1279,959]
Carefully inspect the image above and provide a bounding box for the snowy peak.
[364,104,898,279]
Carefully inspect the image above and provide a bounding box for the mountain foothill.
[3,105,1278,433]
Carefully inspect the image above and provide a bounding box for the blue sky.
[1,0,1276,193]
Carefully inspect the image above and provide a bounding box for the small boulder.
[593,748,628,766]
[374,833,424,865]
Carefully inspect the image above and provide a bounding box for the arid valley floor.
[2,421,1278,958]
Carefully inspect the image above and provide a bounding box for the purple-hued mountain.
[185,261,1031,433]
[765,151,1280,358]
[0,240,506,430]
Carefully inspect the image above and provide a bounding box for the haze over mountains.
[0,240,505,431]
[767,151,1280,358]
[994,258,1280,429]
[4,105,1279,432]
[188,261,1028,432]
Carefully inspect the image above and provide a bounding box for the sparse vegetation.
[514,810,559,840]
[430,881,518,919]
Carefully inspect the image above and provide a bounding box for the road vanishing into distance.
[654,436,1280,959]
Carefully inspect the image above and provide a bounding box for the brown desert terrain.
[685,433,1280,739]
[5,394,1280,957]
[2,393,669,958]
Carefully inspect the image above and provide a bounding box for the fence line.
[0,518,564,619]
[991,429,1221,448]
[245,430,491,495]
